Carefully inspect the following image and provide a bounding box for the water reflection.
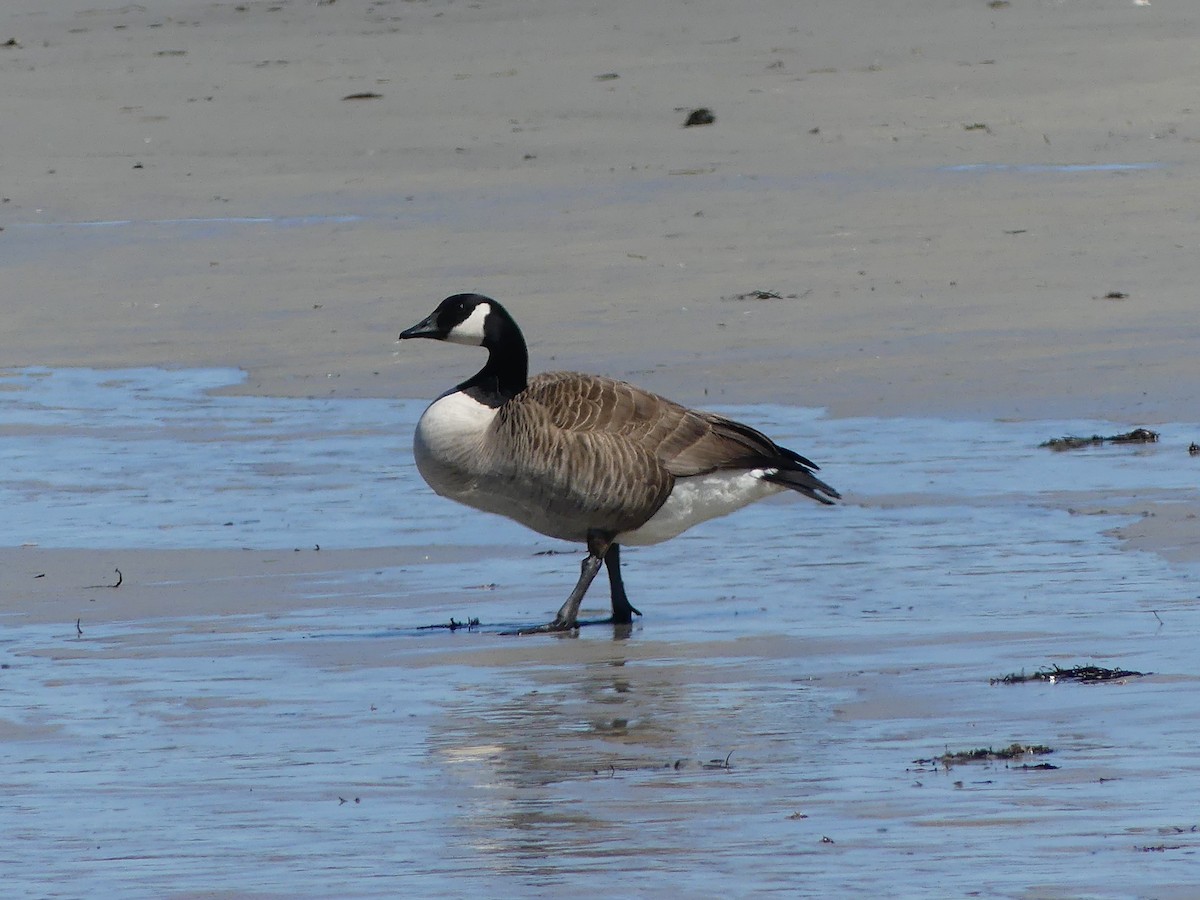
[423,634,843,884]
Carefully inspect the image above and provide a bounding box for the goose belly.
[618,469,783,546]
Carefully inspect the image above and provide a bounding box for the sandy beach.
[3,1,1199,896]
[4,0,1199,420]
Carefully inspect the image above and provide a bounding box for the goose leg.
[540,531,613,632]
[604,543,642,624]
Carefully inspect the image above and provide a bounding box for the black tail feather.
[707,413,840,504]
[764,465,840,505]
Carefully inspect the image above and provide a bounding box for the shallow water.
[2,367,1198,898]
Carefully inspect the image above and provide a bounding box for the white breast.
[412,390,498,499]
[618,468,784,546]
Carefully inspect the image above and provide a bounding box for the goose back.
[516,371,834,496]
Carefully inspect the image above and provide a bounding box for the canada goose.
[399,293,839,632]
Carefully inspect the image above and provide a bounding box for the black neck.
[457,309,528,408]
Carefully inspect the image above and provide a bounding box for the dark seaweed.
[992,664,1146,685]
[914,743,1054,767]
[1040,428,1158,450]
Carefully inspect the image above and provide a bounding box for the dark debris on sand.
[416,617,480,632]
[722,289,810,301]
[913,743,1056,768]
[991,664,1146,685]
[1040,428,1159,450]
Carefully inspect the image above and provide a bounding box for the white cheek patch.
[445,303,490,346]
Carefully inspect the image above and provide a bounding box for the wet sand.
[3,1,1200,896]
[4,372,1200,896]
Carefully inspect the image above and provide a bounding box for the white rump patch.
[618,468,784,546]
[445,303,491,346]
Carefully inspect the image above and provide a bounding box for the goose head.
[399,293,515,348]
[400,294,530,398]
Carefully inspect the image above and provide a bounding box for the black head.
[399,294,529,400]
[399,293,509,348]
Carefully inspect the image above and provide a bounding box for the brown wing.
[493,375,675,533]
[522,372,717,473]
[515,372,839,506]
